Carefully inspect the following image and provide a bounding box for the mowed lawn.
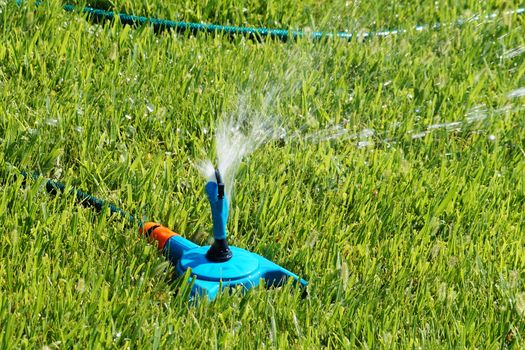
[1,0,524,348]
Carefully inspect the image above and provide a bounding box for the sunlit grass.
[0,0,524,348]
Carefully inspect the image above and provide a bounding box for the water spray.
[20,170,307,301]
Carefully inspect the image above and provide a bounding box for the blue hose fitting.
[205,170,232,262]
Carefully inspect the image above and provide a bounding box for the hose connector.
[205,169,232,262]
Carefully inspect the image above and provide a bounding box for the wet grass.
[1,0,525,348]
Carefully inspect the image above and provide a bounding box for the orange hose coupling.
[139,222,179,250]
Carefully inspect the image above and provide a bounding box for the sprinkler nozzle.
[215,168,224,199]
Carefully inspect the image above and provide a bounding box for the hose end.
[139,222,179,250]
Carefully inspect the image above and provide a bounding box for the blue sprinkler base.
[164,236,307,300]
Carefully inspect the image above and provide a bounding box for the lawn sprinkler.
[20,170,307,301]
[140,169,308,300]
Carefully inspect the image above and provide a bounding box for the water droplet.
[113,331,122,342]
[507,87,525,99]
[411,131,428,139]
[146,102,154,113]
[465,104,488,122]
[275,126,287,139]
[360,128,375,138]
[46,119,58,126]
[427,121,462,130]
[357,140,372,148]
[502,46,525,59]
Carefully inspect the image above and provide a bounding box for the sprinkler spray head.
[215,169,224,200]
[205,169,232,262]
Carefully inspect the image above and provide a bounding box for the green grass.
[1,0,525,348]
